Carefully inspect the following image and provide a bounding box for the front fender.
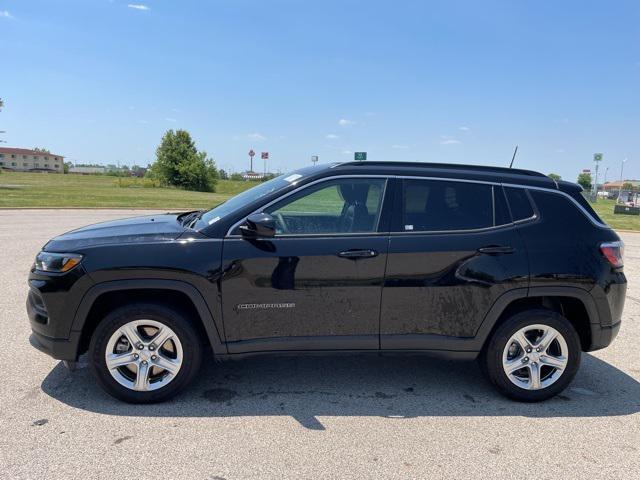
[71,279,226,355]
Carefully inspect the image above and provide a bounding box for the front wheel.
[89,303,203,403]
[483,309,581,402]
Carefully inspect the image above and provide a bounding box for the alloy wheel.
[501,324,569,390]
[104,319,183,392]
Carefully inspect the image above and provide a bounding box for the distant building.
[242,171,266,180]
[69,166,106,175]
[0,147,64,173]
[603,180,640,191]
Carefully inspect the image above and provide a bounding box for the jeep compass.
[27,161,626,403]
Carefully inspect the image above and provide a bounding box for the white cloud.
[555,148,565,153]
[458,126,470,131]
[128,4,150,11]
[338,118,356,127]
[392,144,410,149]
[440,135,461,145]
[341,150,353,155]
[325,134,339,140]
[0,10,13,18]
[165,117,177,122]
[248,133,267,141]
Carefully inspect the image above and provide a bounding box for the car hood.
[44,214,188,252]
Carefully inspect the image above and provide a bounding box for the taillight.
[600,241,624,268]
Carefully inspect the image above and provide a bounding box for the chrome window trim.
[398,175,501,186]
[389,223,515,236]
[224,174,610,237]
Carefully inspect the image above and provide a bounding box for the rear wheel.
[89,303,202,403]
[483,309,581,402]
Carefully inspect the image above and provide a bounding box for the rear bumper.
[588,320,621,352]
[587,274,626,351]
[29,331,82,361]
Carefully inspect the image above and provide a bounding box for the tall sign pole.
[261,152,269,176]
[248,149,255,172]
[311,155,319,166]
[593,153,603,202]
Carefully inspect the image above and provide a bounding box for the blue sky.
[1,0,638,181]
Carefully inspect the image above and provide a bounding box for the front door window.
[265,178,386,235]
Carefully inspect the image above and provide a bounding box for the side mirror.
[240,212,276,238]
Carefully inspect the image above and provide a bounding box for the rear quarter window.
[573,192,605,224]
[528,190,597,230]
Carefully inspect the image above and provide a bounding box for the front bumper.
[26,265,92,361]
[29,331,82,361]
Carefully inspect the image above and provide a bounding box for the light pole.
[618,158,628,203]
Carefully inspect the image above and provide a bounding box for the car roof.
[309,161,559,189]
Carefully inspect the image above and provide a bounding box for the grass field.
[0,171,249,209]
[590,198,640,231]
[1,171,639,231]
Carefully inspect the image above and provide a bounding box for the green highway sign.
[594,153,603,161]
[354,152,367,161]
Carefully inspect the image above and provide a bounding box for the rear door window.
[504,187,535,222]
[399,179,495,232]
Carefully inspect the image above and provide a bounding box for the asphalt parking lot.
[1,209,639,479]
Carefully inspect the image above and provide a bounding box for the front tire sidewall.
[485,309,581,402]
[89,304,202,404]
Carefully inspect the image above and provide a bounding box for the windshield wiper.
[186,210,206,229]
[177,210,204,227]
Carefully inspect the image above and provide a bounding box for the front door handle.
[477,245,515,255]
[337,249,379,259]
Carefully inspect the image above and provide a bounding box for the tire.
[89,303,203,403]
[482,309,581,402]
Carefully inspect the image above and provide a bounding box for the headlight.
[35,252,83,273]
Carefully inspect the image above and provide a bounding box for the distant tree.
[230,173,244,181]
[63,162,72,174]
[548,173,561,181]
[261,173,277,182]
[218,169,229,180]
[150,129,218,192]
[0,98,4,111]
[33,147,51,154]
[577,172,592,190]
[623,182,634,192]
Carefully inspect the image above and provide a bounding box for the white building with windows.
[0,147,65,173]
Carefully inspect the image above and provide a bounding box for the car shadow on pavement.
[41,353,640,430]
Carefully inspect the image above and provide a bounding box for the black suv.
[27,162,626,403]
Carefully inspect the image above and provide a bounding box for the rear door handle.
[337,249,379,259]
[477,245,515,255]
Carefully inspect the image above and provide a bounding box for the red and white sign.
[261,152,269,160]
[248,150,255,157]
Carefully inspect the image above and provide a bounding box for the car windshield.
[196,173,302,228]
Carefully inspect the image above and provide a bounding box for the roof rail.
[335,161,547,178]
